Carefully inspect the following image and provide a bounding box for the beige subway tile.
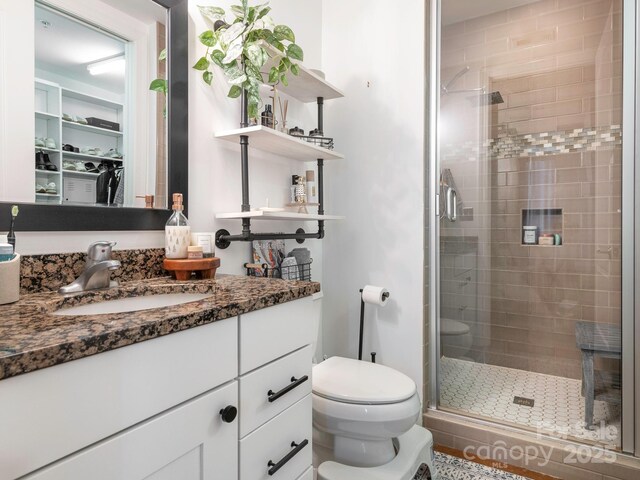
[464,38,510,61]
[485,18,537,41]
[508,87,556,108]
[508,0,557,22]
[498,106,532,123]
[557,81,596,100]
[558,15,612,42]
[531,67,583,89]
[532,99,582,119]
[538,6,585,29]
[465,10,508,32]
[509,117,558,135]
[510,29,557,49]
[556,112,594,130]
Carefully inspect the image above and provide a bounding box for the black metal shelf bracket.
[215,95,329,249]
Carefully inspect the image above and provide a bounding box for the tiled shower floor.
[440,357,621,449]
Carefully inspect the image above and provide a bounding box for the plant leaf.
[203,71,213,85]
[193,56,210,71]
[245,44,268,69]
[290,63,299,76]
[199,30,217,47]
[149,78,167,94]
[223,37,244,64]
[198,5,225,22]
[230,5,245,18]
[228,85,242,98]
[257,6,271,20]
[210,50,225,67]
[286,43,303,61]
[158,48,167,61]
[220,22,245,47]
[280,74,289,87]
[268,66,279,84]
[274,25,295,43]
[247,7,256,23]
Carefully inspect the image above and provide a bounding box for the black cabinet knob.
[219,405,237,423]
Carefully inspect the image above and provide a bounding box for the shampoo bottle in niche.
[165,193,190,259]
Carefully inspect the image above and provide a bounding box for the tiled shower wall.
[440,0,622,379]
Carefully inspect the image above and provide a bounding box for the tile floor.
[434,452,531,479]
[440,357,621,449]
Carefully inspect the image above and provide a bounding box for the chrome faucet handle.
[87,241,117,262]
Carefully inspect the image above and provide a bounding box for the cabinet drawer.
[24,382,239,480]
[0,318,238,480]
[240,297,313,373]
[240,345,312,437]
[240,395,312,480]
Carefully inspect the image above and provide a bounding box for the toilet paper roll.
[361,285,389,307]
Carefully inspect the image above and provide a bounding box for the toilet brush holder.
[0,254,20,305]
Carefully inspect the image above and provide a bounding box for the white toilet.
[311,356,437,479]
[440,317,473,359]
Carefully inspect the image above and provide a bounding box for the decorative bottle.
[165,193,191,259]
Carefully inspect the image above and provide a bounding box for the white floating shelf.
[35,169,61,175]
[214,125,344,161]
[34,147,60,153]
[216,211,345,221]
[62,120,123,137]
[259,42,344,102]
[35,111,59,121]
[62,151,123,162]
[36,192,60,197]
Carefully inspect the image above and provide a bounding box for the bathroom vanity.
[0,276,319,480]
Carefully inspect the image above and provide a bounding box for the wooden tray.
[163,257,220,281]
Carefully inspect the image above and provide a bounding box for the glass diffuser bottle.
[165,193,191,259]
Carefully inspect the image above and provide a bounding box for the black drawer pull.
[267,439,309,476]
[267,375,308,403]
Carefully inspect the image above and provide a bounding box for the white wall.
[321,0,426,400]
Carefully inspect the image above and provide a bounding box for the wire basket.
[292,135,334,150]
[244,259,312,281]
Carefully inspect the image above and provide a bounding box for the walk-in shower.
[428,0,636,456]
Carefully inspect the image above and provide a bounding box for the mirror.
[0,0,188,230]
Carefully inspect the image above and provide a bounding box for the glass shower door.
[432,0,628,451]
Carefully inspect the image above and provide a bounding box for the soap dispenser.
[165,193,190,259]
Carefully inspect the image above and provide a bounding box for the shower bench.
[575,321,621,429]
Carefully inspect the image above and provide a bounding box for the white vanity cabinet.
[0,296,314,480]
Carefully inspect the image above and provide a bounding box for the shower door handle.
[446,187,457,222]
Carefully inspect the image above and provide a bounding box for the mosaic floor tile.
[434,452,531,479]
[440,357,621,449]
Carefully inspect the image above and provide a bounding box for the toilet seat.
[312,356,416,404]
[440,317,470,335]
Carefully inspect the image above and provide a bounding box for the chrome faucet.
[58,241,121,294]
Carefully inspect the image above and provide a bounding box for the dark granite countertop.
[0,275,320,381]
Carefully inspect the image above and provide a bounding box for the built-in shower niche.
[521,208,563,246]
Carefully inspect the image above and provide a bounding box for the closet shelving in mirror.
[34,78,125,205]
[213,50,345,249]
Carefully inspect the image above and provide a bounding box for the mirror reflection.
[25,1,167,208]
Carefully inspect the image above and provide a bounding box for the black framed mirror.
[0,0,187,231]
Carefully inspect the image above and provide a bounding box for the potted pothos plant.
[194,0,303,119]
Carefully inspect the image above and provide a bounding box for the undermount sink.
[53,293,212,316]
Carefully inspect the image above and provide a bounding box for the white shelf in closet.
[62,169,100,177]
[62,151,123,162]
[35,111,59,121]
[216,211,345,221]
[62,120,123,137]
[258,42,344,102]
[35,169,61,175]
[34,146,60,153]
[35,192,60,197]
[214,125,344,161]
[61,88,124,109]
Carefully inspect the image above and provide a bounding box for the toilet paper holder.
[358,287,390,361]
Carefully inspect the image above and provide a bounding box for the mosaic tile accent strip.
[435,452,531,480]
[19,248,166,294]
[441,125,621,162]
[440,357,621,449]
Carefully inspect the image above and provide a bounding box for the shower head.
[470,90,504,107]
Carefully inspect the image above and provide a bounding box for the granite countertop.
[0,275,320,381]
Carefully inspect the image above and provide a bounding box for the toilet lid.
[440,318,470,335]
[312,356,416,405]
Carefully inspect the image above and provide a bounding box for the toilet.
[440,317,473,359]
[311,356,437,479]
